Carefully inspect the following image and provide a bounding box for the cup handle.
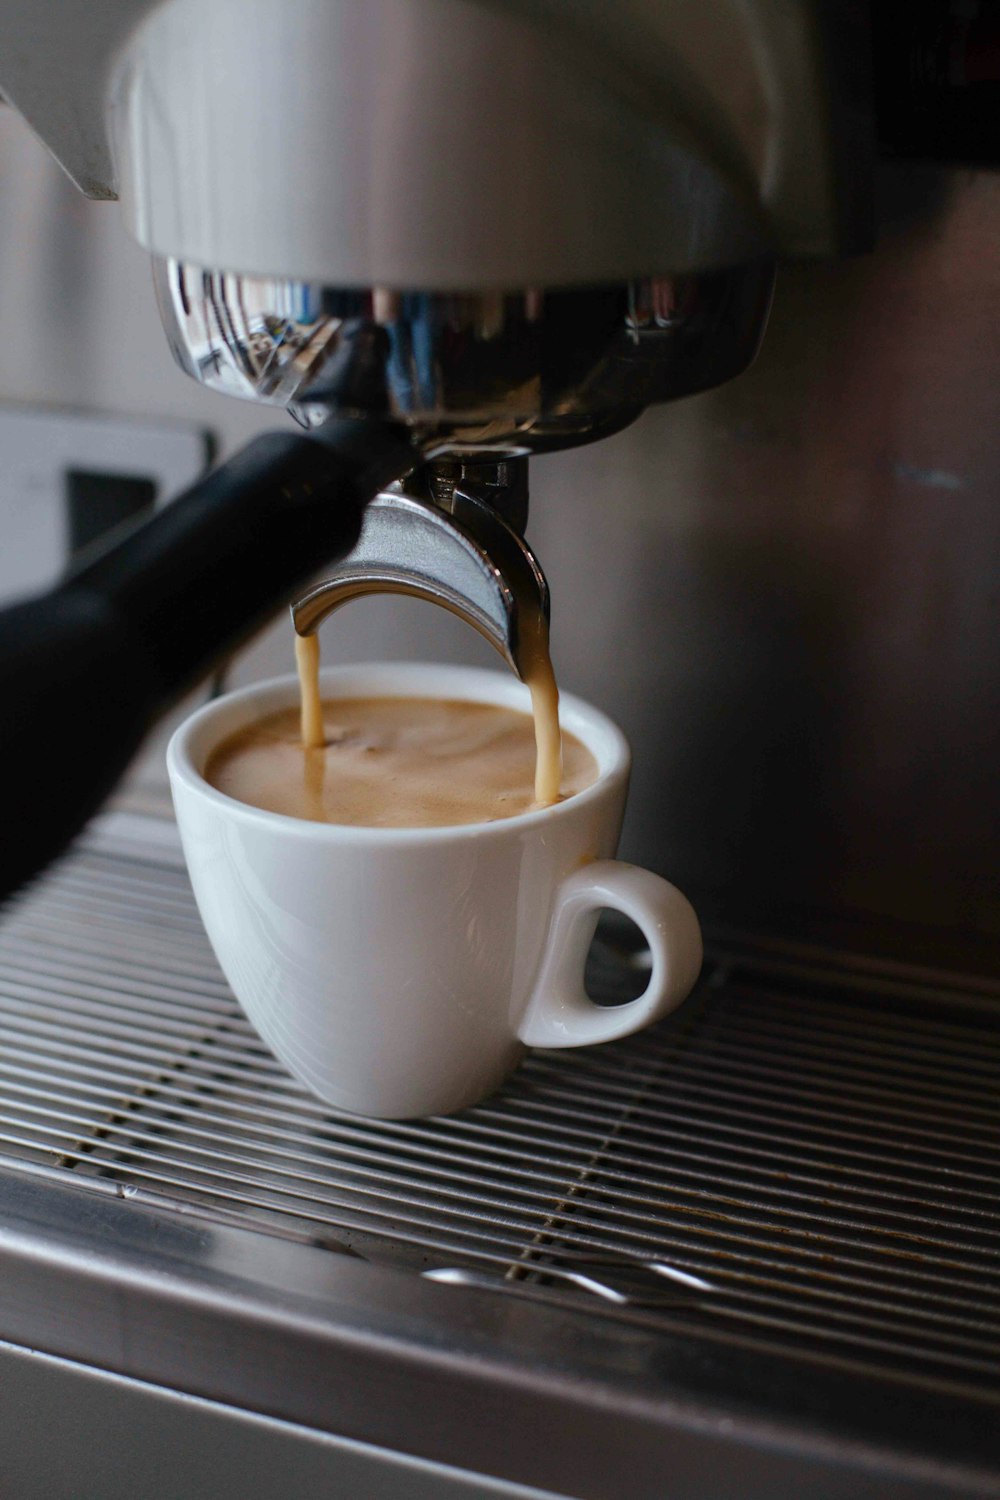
[516,862,703,1049]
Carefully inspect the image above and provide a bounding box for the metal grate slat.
[0,831,999,1393]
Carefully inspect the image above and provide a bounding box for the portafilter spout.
[290,477,549,684]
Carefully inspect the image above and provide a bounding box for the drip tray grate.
[1,824,999,1393]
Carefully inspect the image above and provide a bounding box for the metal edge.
[0,1165,996,1500]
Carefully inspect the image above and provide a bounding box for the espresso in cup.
[168,663,703,1117]
[205,696,599,829]
[208,612,584,829]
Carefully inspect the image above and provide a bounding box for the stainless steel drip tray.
[0,815,998,1499]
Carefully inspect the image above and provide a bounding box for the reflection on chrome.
[153,256,774,455]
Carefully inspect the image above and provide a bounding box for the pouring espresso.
[290,473,565,807]
[294,639,566,815]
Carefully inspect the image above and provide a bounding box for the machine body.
[0,0,870,447]
[0,0,871,893]
[0,0,866,279]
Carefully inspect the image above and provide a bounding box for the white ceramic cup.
[167,663,702,1119]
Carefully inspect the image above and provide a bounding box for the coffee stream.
[294,624,564,807]
[295,633,325,751]
[518,611,563,807]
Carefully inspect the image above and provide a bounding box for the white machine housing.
[0,0,867,289]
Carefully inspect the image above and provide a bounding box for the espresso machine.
[0,0,865,896]
[1,4,999,1498]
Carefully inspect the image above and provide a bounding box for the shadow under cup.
[167,663,701,1119]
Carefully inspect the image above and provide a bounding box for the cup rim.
[167,661,630,845]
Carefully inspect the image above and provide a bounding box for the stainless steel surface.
[0,818,998,1499]
[522,163,1000,953]
[154,258,774,452]
[1,820,998,1394]
[0,1342,568,1500]
[422,1256,716,1309]
[292,487,550,683]
[131,1,852,273]
[420,454,531,536]
[5,1173,995,1500]
[0,2,865,280]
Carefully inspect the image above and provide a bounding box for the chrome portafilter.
[290,478,550,684]
[153,257,776,458]
[157,253,774,668]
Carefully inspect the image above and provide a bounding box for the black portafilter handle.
[0,418,416,901]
